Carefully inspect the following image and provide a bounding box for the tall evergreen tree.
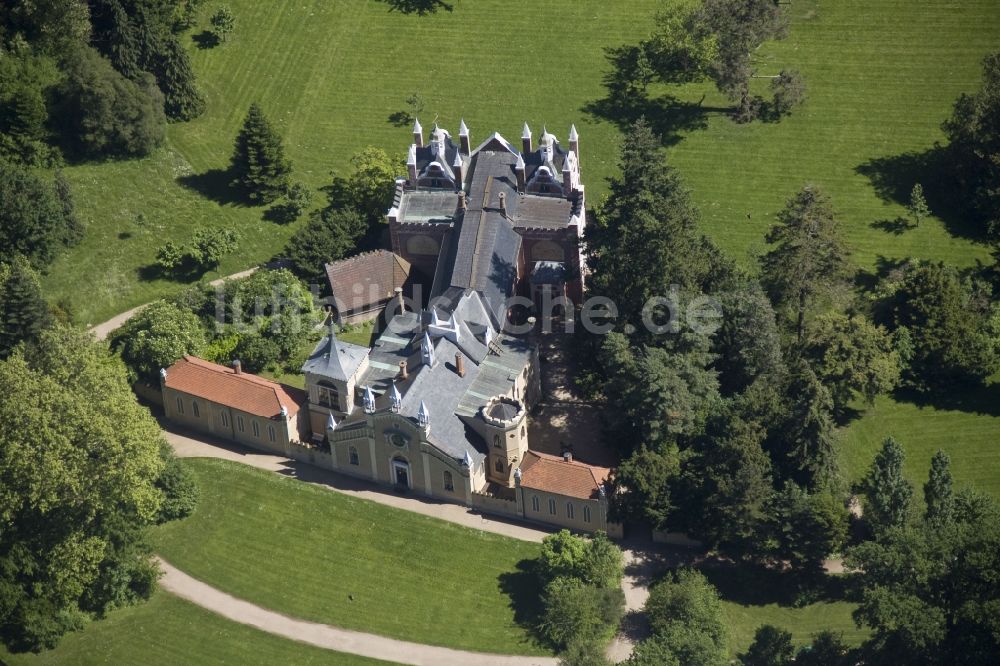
[924,450,954,527]
[862,437,913,535]
[761,185,850,342]
[587,118,731,329]
[0,255,52,358]
[772,359,838,489]
[230,102,292,204]
[150,35,206,121]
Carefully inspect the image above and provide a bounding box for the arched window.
[443,471,454,492]
[252,421,260,438]
[268,425,276,442]
[317,381,339,409]
[494,457,504,474]
[531,496,540,512]
[493,434,501,449]
[221,411,229,427]
[548,498,556,515]
[521,426,526,438]
[583,506,592,523]
[237,415,245,433]
[349,446,359,465]
[176,397,184,414]
[192,401,200,418]
[566,502,575,520]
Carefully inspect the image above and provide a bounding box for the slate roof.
[301,324,369,382]
[519,451,611,500]
[163,356,306,418]
[325,250,410,315]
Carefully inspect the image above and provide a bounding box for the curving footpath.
[158,558,557,666]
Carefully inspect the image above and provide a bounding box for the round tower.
[481,396,528,487]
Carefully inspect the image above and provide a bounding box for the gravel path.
[88,266,260,341]
[158,558,558,666]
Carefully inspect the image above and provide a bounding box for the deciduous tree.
[642,569,728,666]
[742,624,794,666]
[110,300,207,382]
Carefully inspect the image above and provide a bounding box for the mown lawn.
[44,0,1000,325]
[151,458,547,655]
[0,591,394,666]
[721,599,866,656]
[840,382,1000,498]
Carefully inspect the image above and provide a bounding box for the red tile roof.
[518,451,611,500]
[163,356,306,419]
[325,250,410,314]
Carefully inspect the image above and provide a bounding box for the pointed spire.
[522,122,531,138]
[363,385,376,414]
[430,309,441,326]
[459,118,469,136]
[406,143,417,164]
[421,331,435,366]
[327,413,337,431]
[413,116,422,134]
[569,124,579,141]
[515,152,525,169]
[452,149,463,167]
[390,383,402,412]
[483,326,493,349]
[464,450,473,467]
[418,400,430,430]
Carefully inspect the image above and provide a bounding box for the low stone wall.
[471,491,520,517]
[652,530,702,548]
[133,381,163,407]
[286,441,333,469]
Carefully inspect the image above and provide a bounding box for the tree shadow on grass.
[855,147,987,242]
[192,31,219,49]
[497,558,550,649]
[891,382,1000,418]
[696,559,856,607]
[177,168,246,207]
[375,0,453,15]
[387,110,413,127]
[582,45,727,146]
[869,216,916,235]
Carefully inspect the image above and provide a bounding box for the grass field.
[0,592,393,666]
[151,458,547,656]
[840,383,1000,498]
[721,600,865,656]
[45,0,1000,325]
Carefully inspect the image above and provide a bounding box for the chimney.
[563,451,573,463]
[399,359,408,380]
[394,287,405,315]
[232,359,242,375]
[413,117,423,148]
[455,352,465,377]
[452,150,464,188]
[498,191,508,219]
[521,122,532,154]
[515,153,526,193]
[459,118,471,156]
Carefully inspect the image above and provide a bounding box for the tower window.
[493,435,501,449]
[317,382,339,409]
[349,446,360,465]
[443,471,454,492]
[495,458,504,474]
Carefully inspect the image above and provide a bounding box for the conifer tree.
[230,102,292,204]
[907,183,930,227]
[0,255,52,358]
[761,185,850,342]
[924,449,954,527]
[862,437,913,535]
